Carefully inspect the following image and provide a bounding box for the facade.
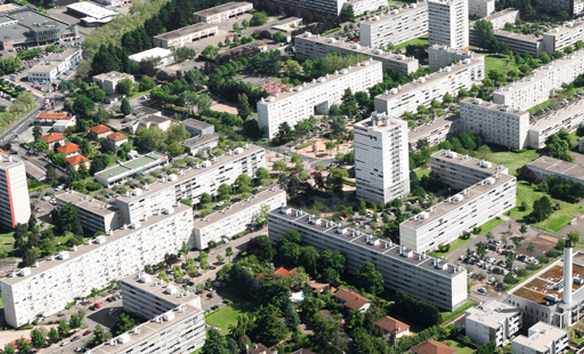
[468,0,495,18]
[294,33,419,75]
[0,6,70,50]
[354,113,410,205]
[93,72,135,95]
[580,137,584,152]
[115,144,265,224]
[89,124,112,140]
[374,316,410,340]
[0,205,193,328]
[270,0,344,15]
[428,44,475,71]
[493,31,542,58]
[493,50,584,110]
[527,156,584,186]
[359,2,428,48]
[27,47,82,82]
[341,0,387,16]
[94,152,168,187]
[180,134,219,155]
[66,155,90,171]
[267,207,468,311]
[511,322,569,354]
[476,8,519,31]
[0,152,30,229]
[128,47,175,68]
[430,149,508,189]
[153,23,218,49]
[543,21,584,58]
[374,57,485,118]
[428,0,469,50]
[465,300,522,347]
[258,59,383,139]
[529,98,584,149]
[192,2,253,24]
[534,0,584,17]
[56,190,123,233]
[408,115,461,149]
[193,188,286,249]
[107,132,129,147]
[460,98,530,150]
[182,118,215,136]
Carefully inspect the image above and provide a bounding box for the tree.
[201,329,237,354]
[568,231,581,244]
[442,92,454,104]
[284,299,300,330]
[273,31,285,43]
[251,11,268,26]
[48,328,59,342]
[200,192,212,204]
[311,315,349,354]
[120,98,132,116]
[254,304,290,345]
[31,328,47,348]
[272,160,287,171]
[520,225,527,234]
[111,313,136,336]
[486,231,494,240]
[226,247,234,262]
[357,262,384,295]
[527,196,553,223]
[216,254,224,263]
[527,242,535,256]
[33,124,42,141]
[70,313,82,328]
[201,45,219,58]
[173,265,184,282]
[116,78,134,95]
[87,325,110,348]
[217,183,231,200]
[139,76,156,92]
[17,339,30,354]
[233,22,241,33]
[58,319,70,337]
[477,242,486,256]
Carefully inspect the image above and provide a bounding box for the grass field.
[484,54,518,74]
[393,36,429,51]
[415,168,431,179]
[204,305,250,335]
[446,339,475,354]
[479,217,505,233]
[487,149,540,176]
[527,99,554,114]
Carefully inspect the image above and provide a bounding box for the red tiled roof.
[334,288,370,310]
[411,339,457,354]
[274,267,293,277]
[39,132,65,143]
[57,143,80,154]
[374,316,410,334]
[88,124,112,134]
[66,155,88,165]
[107,132,128,141]
[37,112,66,120]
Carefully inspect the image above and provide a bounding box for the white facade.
[354,112,410,205]
[460,98,530,150]
[128,48,175,68]
[478,9,520,31]
[428,44,476,71]
[0,206,193,328]
[465,300,522,347]
[341,0,387,16]
[543,21,584,57]
[468,0,495,18]
[56,190,123,233]
[192,2,253,24]
[257,59,383,139]
[268,207,468,311]
[153,23,218,49]
[428,0,469,50]
[295,33,419,75]
[359,2,428,48]
[193,189,286,249]
[408,115,461,149]
[534,0,584,17]
[511,322,569,354]
[270,0,344,15]
[374,57,485,118]
[92,71,135,95]
[529,98,584,149]
[0,152,30,229]
[115,144,265,224]
[493,50,584,110]
[27,47,82,82]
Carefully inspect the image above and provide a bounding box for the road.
[0,102,41,146]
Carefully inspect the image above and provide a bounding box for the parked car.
[477,287,487,293]
[206,292,215,298]
[94,302,100,309]
[83,330,92,336]
[75,347,84,352]
[72,335,81,341]
[61,341,71,347]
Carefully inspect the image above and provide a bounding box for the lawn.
[393,36,428,51]
[427,236,473,258]
[479,217,505,234]
[446,339,475,354]
[415,168,431,180]
[527,99,554,114]
[204,305,250,335]
[484,54,518,74]
[487,148,540,176]
[440,301,476,325]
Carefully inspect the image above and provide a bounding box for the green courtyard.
[204,305,251,335]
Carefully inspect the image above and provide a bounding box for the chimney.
[565,240,574,308]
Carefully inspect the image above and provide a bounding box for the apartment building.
[115,144,265,224]
[428,44,475,71]
[468,0,495,18]
[465,300,522,347]
[193,188,286,249]
[460,98,530,150]
[294,33,419,75]
[0,152,30,229]
[493,50,584,110]
[408,115,461,149]
[0,205,193,328]
[94,152,168,187]
[543,21,584,57]
[529,98,584,149]
[359,2,428,49]
[267,207,468,311]
[534,0,584,17]
[182,118,215,136]
[192,2,253,24]
[92,71,134,95]
[354,112,410,205]
[492,31,542,58]
[511,322,569,354]
[527,156,584,186]
[180,134,219,155]
[476,8,520,31]
[257,59,383,139]
[56,190,123,233]
[428,0,469,50]
[270,0,342,15]
[341,0,387,16]
[374,57,485,118]
[153,23,218,49]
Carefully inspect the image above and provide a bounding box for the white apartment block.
[529,98,584,149]
[468,0,495,18]
[374,57,485,118]
[27,47,82,82]
[270,0,343,15]
[511,322,569,354]
[408,115,461,149]
[115,144,265,224]
[542,21,584,56]
[534,0,584,17]
[192,2,253,24]
[294,33,419,75]
[0,205,193,328]
[359,2,428,49]
[492,31,542,58]
[428,44,476,71]
[476,8,519,31]
[428,0,469,50]
[341,0,387,16]
[56,190,123,233]
[193,188,286,249]
[493,50,584,110]
[465,300,522,347]
[460,98,530,150]
[527,156,584,186]
[257,59,383,139]
[354,112,410,205]
[153,23,218,49]
[0,153,30,229]
[267,207,468,311]
[92,71,135,95]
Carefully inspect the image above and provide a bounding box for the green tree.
[33,124,42,140]
[284,298,300,330]
[255,304,289,345]
[200,192,212,204]
[237,93,252,119]
[226,247,234,262]
[251,11,268,26]
[527,242,535,256]
[520,225,527,233]
[48,328,59,342]
[116,78,134,95]
[272,160,287,171]
[87,325,110,348]
[138,76,156,92]
[217,183,231,200]
[120,98,132,116]
[568,231,581,244]
[442,92,454,104]
[255,204,270,227]
[201,45,219,58]
[357,262,384,295]
[311,315,349,354]
[69,313,81,328]
[111,313,136,336]
[17,339,30,354]
[201,329,237,354]
[173,265,184,282]
[58,320,70,337]
[30,328,47,348]
[232,22,241,33]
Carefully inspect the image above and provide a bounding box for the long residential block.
[542,21,584,56]
[0,152,30,229]
[267,207,468,311]
[153,23,218,49]
[193,188,286,249]
[341,0,387,16]
[534,0,584,17]
[56,190,123,233]
[270,0,342,15]
[465,300,522,347]
[460,98,530,150]
[0,205,193,328]
[374,57,485,118]
[294,33,419,75]
[115,144,265,224]
[192,2,253,24]
[258,59,383,139]
[527,156,584,186]
[528,98,584,149]
[359,2,428,49]
[475,8,519,31]
[408,114,461,149]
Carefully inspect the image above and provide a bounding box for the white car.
[477,287,487,293]
[60,341,71,347]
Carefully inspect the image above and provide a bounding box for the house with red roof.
[88,124,112,140]
[66,155,90,171]
[374,316,410,341]
[411,339,457,354]
[39,132,65,149]
[333,288,371,313]
[57,143,81,158]
[106,132,128,147]
[256,267,293,281]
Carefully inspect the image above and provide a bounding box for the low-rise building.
[66,1,118,25]
[193,188,286,249]
[93,72,135,95]
[180,134,219,155]
[153,23,218,49]
[51,116,76,133]
[474,8,519,31]
[527,156,584,186]
[182,118,215,136]
[247,344,273,354]
[528,98,584,149]
[465,300,522,347]
[266,17,303,43]
[374,316,410,341]
[94,151,168,187]
[38,132,65,149]
[428,44,476,71]
[192,1,253,24]
[56,190,123,233]
[139,115,173,132]
[128,47,175,68]
[333,288,371,312]
[106,132,128,147]
[511,322,569,354]
[492,31,542,58]
[88,124,112,140]
[468,0,495,18]
[27,47,81,82]
[408,115,461,149]
[66,155,89,171]
[56,143,80,158]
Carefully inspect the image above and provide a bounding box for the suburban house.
[307,281,336,294]
[374,316,410,341]
[88,124,112,140]
[57,143,81,158]
[66,155,90,171]
[411,339,457,354]
[333,288,371,313]
[106,132,129,147]
[39,133,65,149]
[246,343,273,354]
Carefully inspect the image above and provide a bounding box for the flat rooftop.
[154,22,218,41]
[0,204,191,286]
[121,272,199,306]
[409,114,460,141]
[360,1,427,25]
[45,48,80,61]
[193,1,252,17]
[183,118,214,130]
[28,61,61,73]
[0,152,23,170]
[530,98,584,132]
[56,190,119,216]
[194,188,285,228]
[465,300,520,328]
[128,47,173,62]
[273,207,466,278]
[67,2,118,19]
[544,20,584,37]
[461,97,528,117]
[354,112,406,132]
[527,156,584,181]
[0,7,69,43]
[96,152,167,180]
[132,106,161,117]
[180,134,218,148]
[493,30,541,44]
[431,149,508,176]
[513,322,568,351]
[93,71,133,81]
[481,8,518,22]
